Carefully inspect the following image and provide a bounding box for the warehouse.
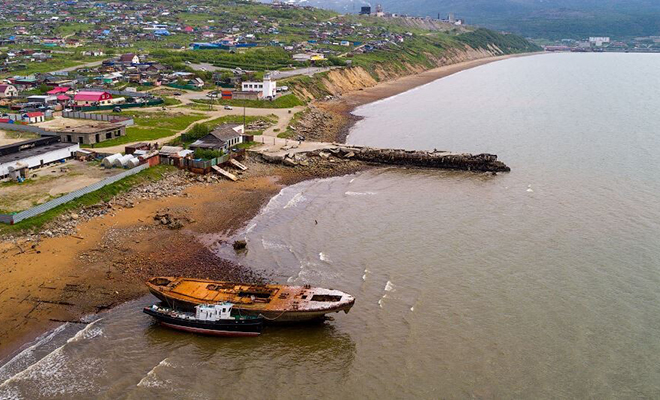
[57,123,126,145]
[0,137,79,179]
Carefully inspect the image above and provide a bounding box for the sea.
[1,52,660,399]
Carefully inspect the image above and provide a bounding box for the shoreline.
[0,159,371,365]
[0,52,529,366]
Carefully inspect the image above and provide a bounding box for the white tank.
[101,153,122,167]
[126,157,141,168]
[113,154,133,167]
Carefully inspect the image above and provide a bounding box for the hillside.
[265,0,660,39]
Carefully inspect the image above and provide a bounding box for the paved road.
[187,63,225,72]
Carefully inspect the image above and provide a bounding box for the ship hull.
[143,307,263,337]
[147,281,355,324]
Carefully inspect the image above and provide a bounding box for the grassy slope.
[89,112,207,148]
[191,94,305,109]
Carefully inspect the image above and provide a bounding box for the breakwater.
[258,145,511,173]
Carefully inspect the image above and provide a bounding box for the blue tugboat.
[143,302,263,337]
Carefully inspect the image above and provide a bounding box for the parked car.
[113,106,122,113]
[224,105,233,110]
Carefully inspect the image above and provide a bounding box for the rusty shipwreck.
[146,277,356,323]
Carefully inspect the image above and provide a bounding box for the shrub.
[194,148,223,160]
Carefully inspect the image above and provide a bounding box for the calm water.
[2,53,660,399]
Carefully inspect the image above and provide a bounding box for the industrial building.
[0,137,80,179]
[57,123,126,145]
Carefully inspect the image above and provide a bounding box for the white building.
[589,37,611,47]
[241,76,277,99]
[0,138,80,178]
[0,84,18,98]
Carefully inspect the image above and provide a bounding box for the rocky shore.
[259,145,510,173]
[0,53,531,365]
[0,157,371,362]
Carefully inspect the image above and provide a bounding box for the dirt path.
[98,105,304,154]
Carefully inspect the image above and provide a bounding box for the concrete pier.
[253,142,510,173]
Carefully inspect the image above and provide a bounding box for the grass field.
[89,111,207,148]
[192,94,305,109]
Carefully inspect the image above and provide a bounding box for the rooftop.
[0,141,78,166]
[57,122,124,134]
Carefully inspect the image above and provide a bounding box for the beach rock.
[319,152,331,159]
[233,240,247,251]
[283,157,297,167]
[261,153,285,163]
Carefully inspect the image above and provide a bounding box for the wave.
[137,357,172,388]
[66,318,104,343]
[283,192,306,209]
[345,191,377,196]
[319,252,332,263]
[0,323,69,383]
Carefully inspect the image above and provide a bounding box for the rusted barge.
[146,277,355,323]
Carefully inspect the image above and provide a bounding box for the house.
[0,84,18,98]
[0,137,80,179]
[57,123,126,145]
[189,124,245,152]
[73,91,113,106]
[27,95,58,106]
[240,76,277,99]
[119,53,140,65]
[47,87,72,95]
[22,112,45,124]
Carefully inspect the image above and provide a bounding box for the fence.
[166,83,202,91]
[62,111,134,126]
[0,164,149,225]
[0,123,55,136]
[78,99,164,112]
[86,87,153,98]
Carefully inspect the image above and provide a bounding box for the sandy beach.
[0,160,368,362]
[0,52,535,364]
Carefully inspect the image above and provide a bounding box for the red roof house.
[47,87,71,95]
[73,91,113,106]
[23,112,45,123]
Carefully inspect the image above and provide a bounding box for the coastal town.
[3,0,658,398]
[0,0,540,368]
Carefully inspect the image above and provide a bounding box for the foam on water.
[283,192,306,209]
[319,252,331,263]
[0,323,70,383]
[137,358,172,388]
[345,191,377,196]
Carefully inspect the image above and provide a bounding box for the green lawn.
[0,165,176,235]
[88,111,207,148]
[192,94,305,109]
[170,115,277,147]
